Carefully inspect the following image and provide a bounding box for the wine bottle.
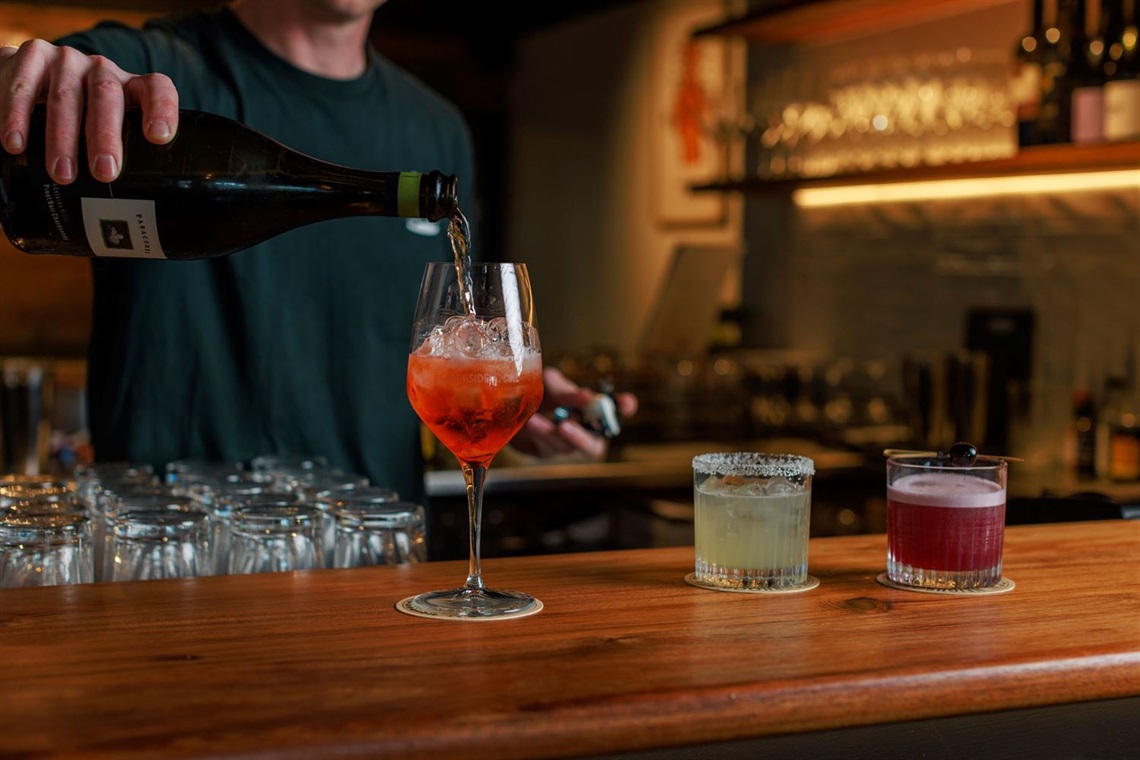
[1100,0,1128,80]
[0,105,459,259]
[1013,0,1048,147]
[1103,0,1140,139]
[1068,388,1098,474]
[1071,0,1108,142]
[1096,376,1140,480]
[1036,0,1074,143]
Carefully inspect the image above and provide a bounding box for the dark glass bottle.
[1071,0,1108,142]
[1096,376,1140,480]
[1103,0,1140,139]
[0,105,459,259]
[1100,0,1128,80]
[1036,0,1076,143]
[1069,389,1098,475]
[1013,0,1048,146]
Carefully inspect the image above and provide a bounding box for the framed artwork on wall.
[651,17,737,227]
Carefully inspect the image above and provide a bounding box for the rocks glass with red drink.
[886,453,1008,590]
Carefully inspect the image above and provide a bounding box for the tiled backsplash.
[744,187,1140,466]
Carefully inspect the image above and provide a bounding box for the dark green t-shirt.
[59,9,475,502]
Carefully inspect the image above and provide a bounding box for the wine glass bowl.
[401,261,543,619]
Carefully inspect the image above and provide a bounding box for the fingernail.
[94,153,119,180]
[147,120,171,141]
[53,156,75,182]
[2,130,24,152]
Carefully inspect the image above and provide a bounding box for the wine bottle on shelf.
[1036,0,1075,144]
[1103,0,1140,139]
[1096,376,1140,481]
[1071,0,1108,142]
[1067,388,1098,475]
[0,104,460,259]
[1099,0,1128,80]
[1013,0,1048,147]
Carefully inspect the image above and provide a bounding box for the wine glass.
[400,261,544,620]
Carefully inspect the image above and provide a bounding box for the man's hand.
[511,367,638,461]
[0,40,178,184]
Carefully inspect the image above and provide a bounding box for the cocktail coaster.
[684,573,819,594]
[875,573,1015,595]
[395,596,544,621]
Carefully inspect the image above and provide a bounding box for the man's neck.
[230,0,373,80]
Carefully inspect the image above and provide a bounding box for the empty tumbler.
[228,502,323,574]
[109,507,211,582]
[332,498,426,568]
[0,512,93,587]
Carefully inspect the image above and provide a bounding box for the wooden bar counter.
[2,520,1138,759]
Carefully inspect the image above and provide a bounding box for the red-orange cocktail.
[407,350,543,467]
[401,260,543,620]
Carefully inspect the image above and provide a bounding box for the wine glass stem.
[461,462,486,590]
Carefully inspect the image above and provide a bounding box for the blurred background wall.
[2,0,1138,475]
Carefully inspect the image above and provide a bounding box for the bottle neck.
[1071,0,1089,45]
[1102,2,1123,34]
[1045,0,1062,29]
[1043,0,1065,50]
[278,163,455,222]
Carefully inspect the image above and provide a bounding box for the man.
[0,0,634,502]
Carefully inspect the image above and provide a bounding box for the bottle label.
[1104,80,1140,140]
[1109,431,1140,481]
[80,197,167,259]
[1071,86,1105,143]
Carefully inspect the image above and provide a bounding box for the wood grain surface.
[1,520,1138,759]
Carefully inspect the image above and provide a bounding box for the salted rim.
[692,453,815,478]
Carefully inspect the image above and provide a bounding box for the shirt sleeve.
[54,21,154,74]
[54,17,222,107]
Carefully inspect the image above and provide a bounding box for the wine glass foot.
[397,587,542,621]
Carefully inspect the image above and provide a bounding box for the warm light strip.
[793,169,1140,207]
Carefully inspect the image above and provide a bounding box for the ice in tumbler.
[692,453,814,591]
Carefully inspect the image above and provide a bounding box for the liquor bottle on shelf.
[1095,377,1140,481]
[1036,0,1076,143]
[1065,388,1098,475]
[0,105,460,259]
[1013,0,1048,147]
[1071,0,1108,142]
[1103,0,1140,139]
[1100,0,1128,80]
